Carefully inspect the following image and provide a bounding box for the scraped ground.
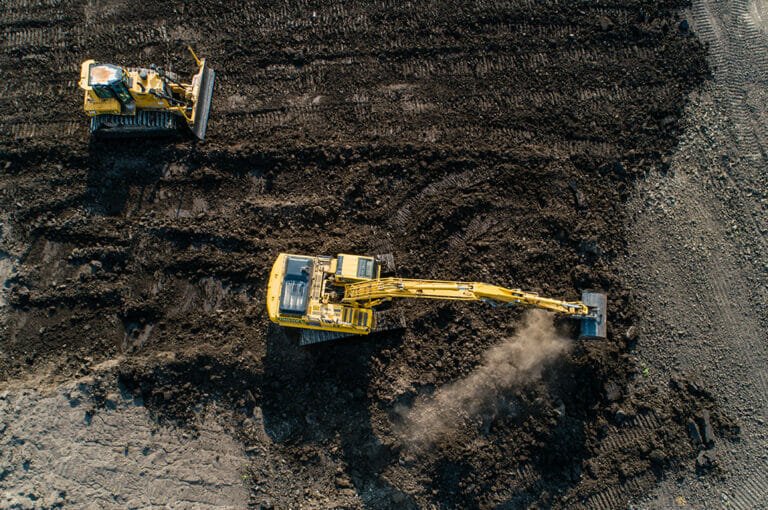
[0,376,249,509]
[0,1,736,508]
[630,0,768,507]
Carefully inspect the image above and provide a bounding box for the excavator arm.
[342,278,592,317]
[266,253,607,343]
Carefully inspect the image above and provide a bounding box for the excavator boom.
[342,278,591,317]
[266,253,607,344]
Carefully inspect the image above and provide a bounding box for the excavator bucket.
[190,59,215,140]
[579,291,607,339]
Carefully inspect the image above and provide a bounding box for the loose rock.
[687,420,702,446]
[699,409,715,445]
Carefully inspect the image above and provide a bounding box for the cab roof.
[278,256,313,315]
[88,63,123,86]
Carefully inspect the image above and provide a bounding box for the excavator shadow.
[261,323,418,508]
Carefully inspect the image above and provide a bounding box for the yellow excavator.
[267,253,607,345]
[78,47,214,139]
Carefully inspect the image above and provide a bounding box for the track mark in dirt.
[0,0,724,507]
[0,375,250,508]
[726,467,768,509]
[580,472,657,510]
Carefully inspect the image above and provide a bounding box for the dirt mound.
[0,0,733,507]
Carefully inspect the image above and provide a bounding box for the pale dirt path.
[626,0,768,507]
[0,374,249,509]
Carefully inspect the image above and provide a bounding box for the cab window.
[356,258,375,279]
[92,85,113,99]
[110,80,133,104]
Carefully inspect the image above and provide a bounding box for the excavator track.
[299,308,407,345]
[299,329,355,346]
[89,110,178,138]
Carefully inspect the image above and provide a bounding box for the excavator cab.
[278,256,313,317]
[334,254,380,282]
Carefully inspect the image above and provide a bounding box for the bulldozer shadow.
[85,138,165,216]
[84,138,186,217]
[261,323,419,508]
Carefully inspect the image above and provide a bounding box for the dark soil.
[0,0,734,507]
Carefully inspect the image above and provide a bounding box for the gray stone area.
[627,0,768,507]
[0,377,249,509]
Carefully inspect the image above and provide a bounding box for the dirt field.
[0,0,751,508]
[627,1,768,508]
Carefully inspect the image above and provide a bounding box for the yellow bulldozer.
[267,253,607,345]
[78,47,214,139]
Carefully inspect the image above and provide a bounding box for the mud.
[0,0,734,508]
[395,310,572,450]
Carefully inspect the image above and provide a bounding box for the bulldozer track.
[693,0,765,157]
[0,26,70,50]
[579,472,656,510]
[447,217,499,251]
[389,168,496,232]
[0,120,80,140]
[0,0,64,26]
[0,0,690,154]
[596,411,661,455]
[0,0,62,9]
[691,0,768,246]
[0,10,65,26]
[745,0,768,82]
[506,463,540,492]
[223,0,587,39]
[0,79,77,98]
[725,461,768,510]
[686,171,768,410]
[89,111,178,138]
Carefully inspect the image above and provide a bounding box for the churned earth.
[0,0,750,508]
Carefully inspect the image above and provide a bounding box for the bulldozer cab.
[87,63,135,114]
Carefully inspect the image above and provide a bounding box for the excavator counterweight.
[266,253,607,344]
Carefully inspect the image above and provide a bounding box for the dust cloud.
[397,310,571,449]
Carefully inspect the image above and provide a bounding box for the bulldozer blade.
[579,291,607,339]
[190,61,214,140]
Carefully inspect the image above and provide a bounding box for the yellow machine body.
[267,253,381,336]
[267,253,607,341]
[80,61,172,115]
[78,47,214,139]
